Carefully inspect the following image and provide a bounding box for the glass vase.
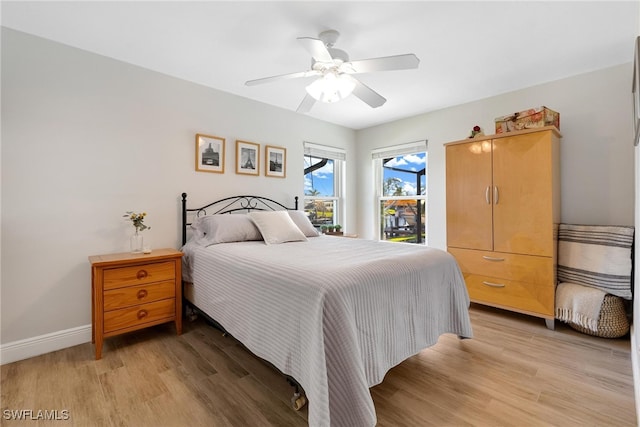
[130,230,143,253]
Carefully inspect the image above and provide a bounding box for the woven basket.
[569,294,630,338]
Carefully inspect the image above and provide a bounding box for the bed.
[180,193,473,427]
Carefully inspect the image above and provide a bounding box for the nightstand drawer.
[103,281,176,311]
[103,261,175,290]
[104,298,175,333]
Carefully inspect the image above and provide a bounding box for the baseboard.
[0,324,92,365]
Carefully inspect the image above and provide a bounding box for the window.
[373,141,427,244]
[303,142,345,230]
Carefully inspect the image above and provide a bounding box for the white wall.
[0,28,356,353]
[355,64,635,246]
[634,106,640,425]
[632,11,640,425]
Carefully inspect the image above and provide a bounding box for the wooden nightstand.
[89,248,183,359]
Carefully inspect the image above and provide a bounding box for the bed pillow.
[288,210,320,237]
[248,211,308,244]
[191,214,263,245]
[557,223,634,299]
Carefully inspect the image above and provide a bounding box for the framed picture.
[195,134,225,173]
[265,145,286,178]
[633,36,640,146]
[236,140,260,175]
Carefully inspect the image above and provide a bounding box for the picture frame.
[195,134,225,173]
[265,145,286,178]
[633,36,640,146]
[236,140,260,175]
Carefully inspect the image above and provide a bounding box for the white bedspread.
[182,236,472,427]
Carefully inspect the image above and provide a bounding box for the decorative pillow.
[557,223,634,299]
[191,214,262,245]
[248,211,308,245]
[288,210,320,237]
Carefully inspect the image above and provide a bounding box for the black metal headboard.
[181,193,299,245]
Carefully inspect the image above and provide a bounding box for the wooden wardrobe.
[445,126,561,329]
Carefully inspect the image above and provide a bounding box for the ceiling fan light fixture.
[247,29,417,111]
[305,72,355,103]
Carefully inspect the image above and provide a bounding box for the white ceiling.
[2,1,638,130]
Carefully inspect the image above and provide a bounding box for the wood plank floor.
[1,304,636,426]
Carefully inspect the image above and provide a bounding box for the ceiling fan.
[245,29,420,113]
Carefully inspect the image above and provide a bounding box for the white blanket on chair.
[556,282,606,333]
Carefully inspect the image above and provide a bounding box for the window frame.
[372,141,428,244]
[303,142,346,229]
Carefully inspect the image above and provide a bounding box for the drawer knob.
[136,270,148,280]
[482,256,505,262]
[137,289,148,299]
[137,309,148,319]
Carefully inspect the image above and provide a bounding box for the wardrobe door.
[492,131,554,256]
[446,140,493,251]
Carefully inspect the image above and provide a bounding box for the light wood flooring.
[1,304,636,426]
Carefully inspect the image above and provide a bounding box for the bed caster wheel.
[291,392,307,411]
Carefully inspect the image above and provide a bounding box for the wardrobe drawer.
[103,281,176,311]
[103,261,175,290]
[104,299,175,334]
[463,272,555,316]
[449,247,553,285]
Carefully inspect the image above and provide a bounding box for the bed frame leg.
[185,305,198,322]
[291,391,307,411]
[286,378,307,411]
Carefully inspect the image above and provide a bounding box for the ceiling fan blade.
[346,54,420,74]
[297,37,333,63]
[245,70,320,86]
[343,75,386,108]
[296,93,316,113]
